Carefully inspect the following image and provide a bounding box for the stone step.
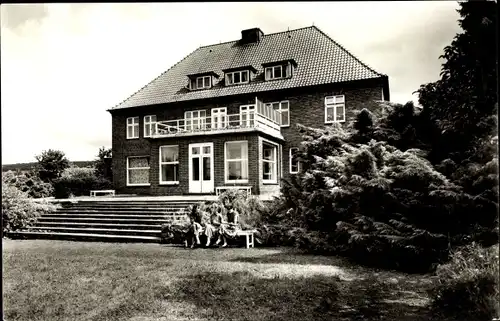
[62,202,198,206]
[7,231,161,243]
[37,217,174,224]
[33,222,165,229]
[27,226,161,236]
[55,208,186,214]
[42,213,180,219]
[32,220,166,230]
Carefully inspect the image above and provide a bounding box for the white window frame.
[126,156,150,186]
[289,148,300,174]
[185,110,207,131]
[195,76,211,89]
[239,105,255,127]
[265,65,284,80]
[226,70,249,85]
[143,115,157,138]
[224,141,249,184]
[126,117,139,139]
[325,95,346,124]
[262,140,278,184]
[211,107,227,129]
[159,145,179,185]
[264,100,290,127]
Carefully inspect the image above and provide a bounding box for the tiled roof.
[112,26,385,110]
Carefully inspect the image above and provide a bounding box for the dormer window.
[196,76,211,89]
[265,66,283,80]
[187,71,219,91]
[226,70,249,85]
[262,59,297,81]
[222,65,257,87]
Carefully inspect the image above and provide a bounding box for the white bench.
[90,190,115,197]
[215,186,252,196]
[236,230,257,248]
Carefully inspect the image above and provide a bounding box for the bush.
[53,167,112,198]
[2,182,57,235]
[2,170,54,198]
[429,243,499,320]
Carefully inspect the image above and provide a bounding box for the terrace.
[151,98,284,140]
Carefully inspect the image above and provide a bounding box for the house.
[107,26,390,197]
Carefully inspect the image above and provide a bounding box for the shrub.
[53,167,112,198]
[2,182,57,235]
[2,170,54,198]
[429,243,499,320]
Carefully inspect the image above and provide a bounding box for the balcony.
[151,102,283,140]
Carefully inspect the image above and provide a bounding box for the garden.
[2,1,499,320]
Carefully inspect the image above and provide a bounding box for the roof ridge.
[311,25,386,78]
[110,46,202,110]
[199,25,315,49]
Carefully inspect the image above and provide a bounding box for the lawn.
[3,239,442,321]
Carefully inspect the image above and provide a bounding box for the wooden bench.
[215,186,252,196]
[90,190,115,197]
[236,230,257,248]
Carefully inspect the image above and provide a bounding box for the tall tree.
[94,146,112,180]
[35,149,70,183]
[417,0,498,163]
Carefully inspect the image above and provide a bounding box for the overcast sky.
[1,2,461,164]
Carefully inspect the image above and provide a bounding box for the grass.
[3,239,444,321]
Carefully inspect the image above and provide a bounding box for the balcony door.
[188,143,214,194]
[185,110,207,131]
[240,105,255,127]
[211,107,227,130]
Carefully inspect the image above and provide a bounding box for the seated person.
[216,206,241,248]
[203,206,225,247]
[188,204,204,248]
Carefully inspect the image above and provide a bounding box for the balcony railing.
[152,107,282,139]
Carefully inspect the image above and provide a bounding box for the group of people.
[188,203,241,248]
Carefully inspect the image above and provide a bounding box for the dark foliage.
[429,243,499,320]
[53,167,112,198]
[94,147,113,181]
[35,149,71,183]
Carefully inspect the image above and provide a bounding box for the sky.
[1,2,462,165]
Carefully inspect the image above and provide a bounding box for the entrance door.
[188,143,214,193]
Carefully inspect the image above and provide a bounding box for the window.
[225,141,248,182]
[290,148,300,174]
[264,101,290,127]
[126,117,139,139]
[265,63,292,81]
[240,105,255,127]
[144,115,157,137]
[192,76,211,90]
[127,156,150,186]
[325,95,345,123]
[226,70,249,85]
[185,110,207,131]
[159,146,179,184]
[211,107,227,129]
[262,142,277,183]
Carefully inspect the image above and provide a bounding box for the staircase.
[7,200,200,243]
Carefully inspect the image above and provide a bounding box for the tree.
[94,146,112,180]
[35,149,70,183]
[417,0,498,163]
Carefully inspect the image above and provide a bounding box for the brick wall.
[110,78,385,195]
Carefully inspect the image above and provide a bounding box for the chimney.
[240,28,264,44]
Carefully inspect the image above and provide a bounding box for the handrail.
[153,111,281,136]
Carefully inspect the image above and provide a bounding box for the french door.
[211,107,227,129]
[188,143,214,193]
